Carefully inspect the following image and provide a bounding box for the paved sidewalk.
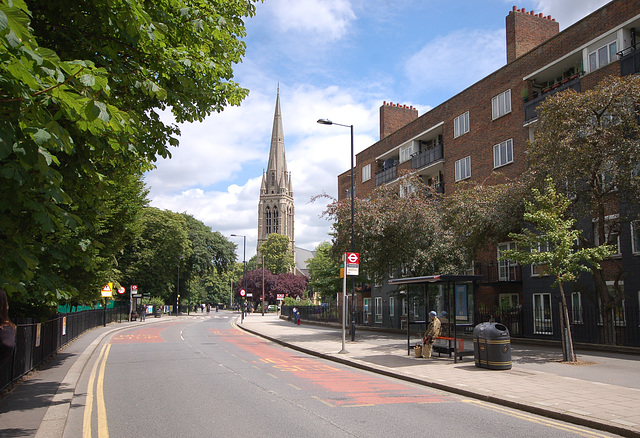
[238,312,640,437]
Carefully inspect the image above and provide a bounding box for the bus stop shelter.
[388,274,482,363]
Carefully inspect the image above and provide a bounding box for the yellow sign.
[340,267,344,278]
[101,282,113,297]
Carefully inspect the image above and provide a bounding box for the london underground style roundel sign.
[240,289,246,297]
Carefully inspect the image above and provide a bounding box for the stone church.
[256,90,295,265]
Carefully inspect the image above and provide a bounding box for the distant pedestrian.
[422,311,441,358]
[0,289,16,367]
[139,304,146,321]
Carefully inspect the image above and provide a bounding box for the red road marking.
[111,323,180,344]
[214,328,451,407]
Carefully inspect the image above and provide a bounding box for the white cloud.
[267,0,356,42]
[404,29,506,97]
[531,0,612,30]
[146,83,379,261]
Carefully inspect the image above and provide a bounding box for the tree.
[500,178,615,361]
[324,173,468,285]
[272,273,307,301]
[528,75,640,343]
[259,234,294,274]
[307,242,342,302]
[0,0,257,306]
[239,268,276,304]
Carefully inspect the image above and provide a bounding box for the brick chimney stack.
[380,101,418,140]
[506,6,559,63]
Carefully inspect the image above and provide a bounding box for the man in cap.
[422,311,441,358]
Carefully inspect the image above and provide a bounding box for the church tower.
[257,89,295,264]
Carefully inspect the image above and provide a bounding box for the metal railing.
[1,306,128,391]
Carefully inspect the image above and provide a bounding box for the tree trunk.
[592,267,616,345]
[558,281,576,362]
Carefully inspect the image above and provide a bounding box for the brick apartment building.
[337,0,640,345]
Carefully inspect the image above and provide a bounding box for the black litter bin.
[473,322,511,370]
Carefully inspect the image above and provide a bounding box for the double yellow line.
[83,343,111,438]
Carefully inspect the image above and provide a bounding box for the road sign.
[118,287,125,295]
[101,283,112,297]
[132,294,142,298]
[131,285,138,292]
[276,294,284,300]
[240,289,246,297]
[345,252,359,276]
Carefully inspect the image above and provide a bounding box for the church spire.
[266,88,287,176]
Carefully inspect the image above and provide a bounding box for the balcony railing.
[524,75,581,122]
[375,163,398,186]
[619,46,640,76]
[411,143,443,170]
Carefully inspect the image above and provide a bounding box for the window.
[399,143,416,163]
[499,293,519,311]
[588,40,617,72]
[399,181,417,198]
[533,293,553,335]
[362,163,371,182]
[492,90,512,119]
[632,221,640,255]
[273,207,279,234]
[493,139,513,168]
[531,242,549,277]
[497,242,517,281]
[345,187,355,199]
[375,297,383,323]
[389,297,395,317]
[455,156,471,181]
[593,215,621,256]
[265,207,271,234]
[363,298,371,324]
[571,292,583,324]
[454,111,469,138]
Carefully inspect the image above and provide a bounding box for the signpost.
[130,285,138,322]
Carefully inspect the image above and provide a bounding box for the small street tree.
[528,75,640,343]
[500,178,615,362]
[259,234,295,274]
[307,242,341,302]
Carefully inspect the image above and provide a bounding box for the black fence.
[283,302,640,348]
[1,305,128,392]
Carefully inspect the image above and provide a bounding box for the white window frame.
[571,292,583,324]
[631,220,640,255]
[455,156,471,182]
[399,143,415,163]
[454,111,469,138]
[363,297,371,324]
[533,293,553,335]
[493,139,513,169]
[491,89,512,120]
[531,241,549,277]
[497,241,517,281]
[389,296,395,317]
[362,163,371,182]
[588,40,617,72]
[375,297,383,324]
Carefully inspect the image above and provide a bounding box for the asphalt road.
[65,312,620,438]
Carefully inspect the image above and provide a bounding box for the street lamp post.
[317,119,356,341]
[176,260,180,316]
[231,234,246,322]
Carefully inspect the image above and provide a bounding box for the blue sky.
[145,0,611,261]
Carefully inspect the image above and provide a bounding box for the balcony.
[375,162,398,186]
[524,75,581,123]
[411,143,443,170]
[619,46,640,76]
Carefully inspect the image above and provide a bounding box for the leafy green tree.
[259,234,294,274]
[528,75,640,343]
[0,0,256,306]
[118,208,192,302]
[324,174,468,284]
[307,242,341,302]
[500,178,614,362]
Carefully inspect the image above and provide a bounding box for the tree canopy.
[307,242,341,301]
[259,233,295,274]
[528,75,640,315]
[0,0,257,306]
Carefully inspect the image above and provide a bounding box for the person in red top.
[0,289,16,367]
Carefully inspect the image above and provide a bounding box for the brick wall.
[506,6,559,63]
[379,102,418,140]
